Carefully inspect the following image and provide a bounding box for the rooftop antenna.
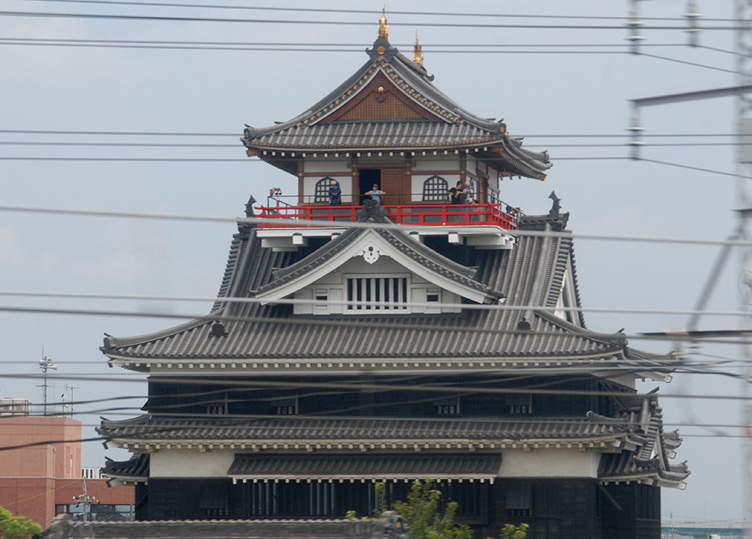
[37,348,57,416]
[64,385,79,419]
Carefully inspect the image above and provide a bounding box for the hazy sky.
[0,0,748,523]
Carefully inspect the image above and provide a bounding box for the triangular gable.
[320,71,443,124]
[554,262,581,326]
[255,228,496,305]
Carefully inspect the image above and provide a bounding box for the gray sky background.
[0,0,747,523]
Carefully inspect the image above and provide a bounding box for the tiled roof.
[97,414,637,444]
[241,39,550,180]
[102,454,149,483]
[98,401,687,488]
[227,453,501,481]
[101,215,674,374]
[46,512,410,539]
[595,397,690,489]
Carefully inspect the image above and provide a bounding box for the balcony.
[254,200,519,252]
[255,202,519,230]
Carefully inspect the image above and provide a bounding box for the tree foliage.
[497,523,529,539]
[390,480,472,539]
[0,507,43,539]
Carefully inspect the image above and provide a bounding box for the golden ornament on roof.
[378,9,389,39]
[413,33,424,66]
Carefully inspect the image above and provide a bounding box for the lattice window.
[346,276,408,311]
[422,175,449,201]
[314,177,337,203]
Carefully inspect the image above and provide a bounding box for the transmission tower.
[736,0,752,533]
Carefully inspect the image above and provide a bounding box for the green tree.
[497,523,529,539]
[391,480,472,539]
[0,507,43,539]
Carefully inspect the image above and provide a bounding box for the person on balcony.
[365,184,386,205]
[448,180,467,204]
[329,181,342,206]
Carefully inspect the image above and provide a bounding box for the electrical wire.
[0,289,751,320]
[11,0,746,23]
[1,9,750,31]
[638,52,740,75]
[0,129,742,138]
[2,203,751,248]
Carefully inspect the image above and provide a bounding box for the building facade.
[98,14,688,539]
[0,403,133,529]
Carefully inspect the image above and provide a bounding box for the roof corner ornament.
[378,8,389,40]
[548,191,561,217]
[356,199,389,221]
[367,9,397,61]
[413,32,424,66]
[245,195,256,217]
[209,321,228,338]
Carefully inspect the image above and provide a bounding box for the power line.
[4,140,752,150]
[2,203,752,248]
[0,290,749,320]
[1,155,749,179]
[1,10,750,31]
[639,52,740,75]
[13,1,745,23]
[0,129,741,138]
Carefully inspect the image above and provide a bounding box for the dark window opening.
[359,169,381,205]
[315,177,337,203]
[422,175,449,201]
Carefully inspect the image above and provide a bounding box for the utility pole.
[736,0,752,534]
[627,3,752,531]
[72,477,99,522]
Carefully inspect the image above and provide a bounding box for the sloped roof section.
[98,414,635,444]
[102,453,149,485]
[227,453,501,482]
[595,397,690,489]
[100,213,674,378]
[241,34,550,180]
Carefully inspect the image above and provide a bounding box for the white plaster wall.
[412,156,460,172]
[150,449,236,478]
[303,159,351,174]
[317,255,426,284]
[498,448,601,478]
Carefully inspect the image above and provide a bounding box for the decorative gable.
[321,72,441,123]
[254,221,502,315]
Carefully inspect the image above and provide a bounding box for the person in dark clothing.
[448,180,466,204]
[329,181,342,206]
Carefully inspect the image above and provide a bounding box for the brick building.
[0,399,133,529]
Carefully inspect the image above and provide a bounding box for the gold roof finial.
[413,32,424,65]
[378,8,389,40]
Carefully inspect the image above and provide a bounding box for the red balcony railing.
[255,203,519,230]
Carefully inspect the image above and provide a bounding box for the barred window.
[422,175,449,201]
[346,276,408,311]
[315,177,337,203]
